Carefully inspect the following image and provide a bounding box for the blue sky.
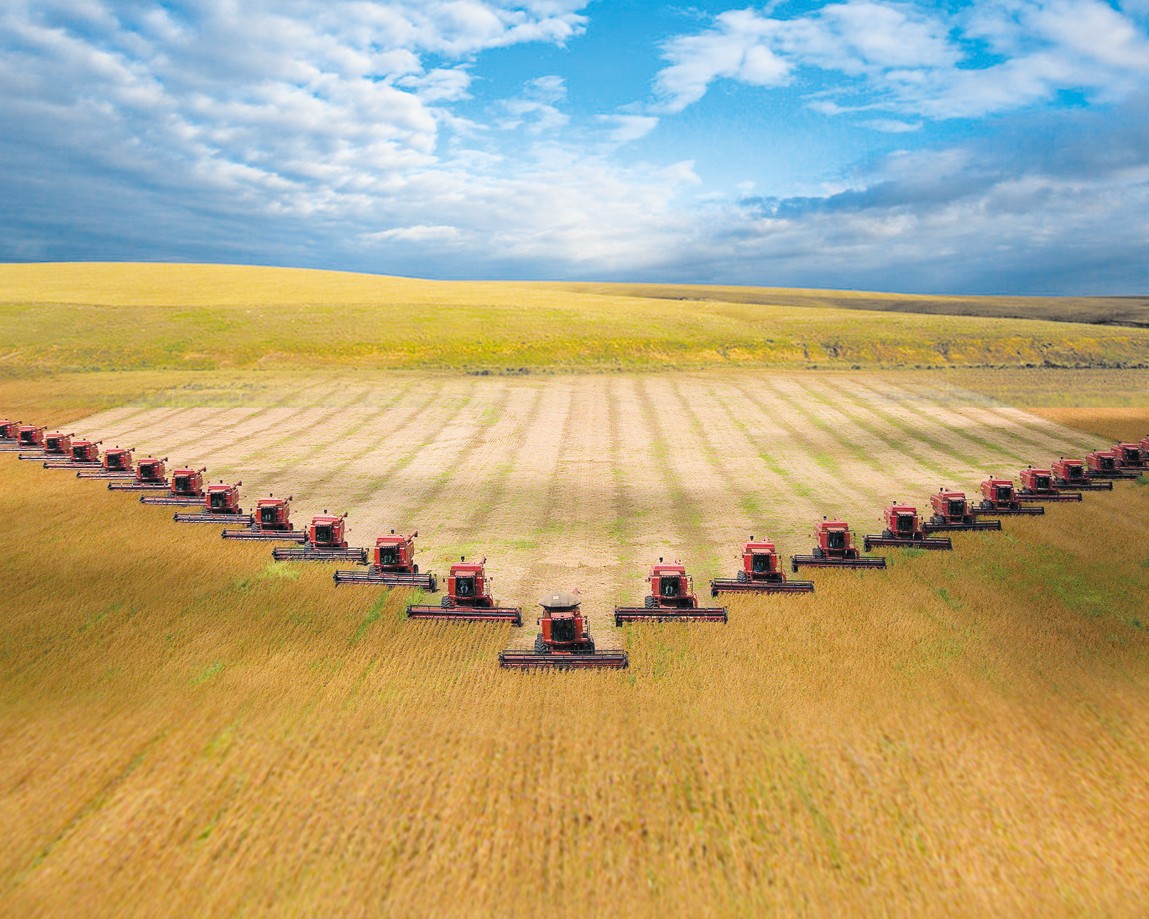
[2,0,1149,294]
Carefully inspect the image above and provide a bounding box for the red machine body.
[334,530,437,588]
[272,513,367,562]
[863,504,953,551]
[974,478,1044,516]
[923,490,1003,532]
[1051,457,1112,491]
[174,481,253,524]
[141,467,207,504]
[0,419,18,440]
[76,446,136,479]
[12,425,45,451]
[222,495,306,541]
[108,457,170,491]
[615,560,727,622]
[1017,467,1082,502]
[710,539,815,595]
[791,520,887,571]
[406,557,519,622]
[43,438,103,468]
[1085,449,1137,479]
[18,430,73,460]
[499,592,628,669]
[1114,442,1147,471]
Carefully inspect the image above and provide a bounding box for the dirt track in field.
[72,372,1104,646]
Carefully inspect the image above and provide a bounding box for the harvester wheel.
[534,635,547,654]
[644,595,655,609]
[440,596,453,609]
[737,570,748,583]
[414,564,419,574]
[863,537,872,552]
[813,547,824,559]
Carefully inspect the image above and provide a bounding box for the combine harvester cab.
[615,560,727,623]
[141,466,208,505]
[18,430,73,461]
[1085,449,1138,480]
[1017,467,1081,502]
[174,481,254,525]
[710,539,815,595]
[1114,442,1148,473]
[406,557,520,623]
[1051,457,1112,491]
[76,446,136,479]
[333,530,437,588]
[272,513,367,562]
[499,592,628,670]
[108,456,170,491]
[792,519,887,571]
[974,478,1044,516]
[44,439,102,469]
[0,419,19,444]
[923,490,1003,533]
[1,424,45,453]
[222,494,307,541]
[863,503,952,551]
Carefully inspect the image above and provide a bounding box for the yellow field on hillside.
[2,263,1148,373]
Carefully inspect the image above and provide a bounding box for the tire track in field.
[695,376,823,550]
[495,379,589,650]
[658,375,760,575]
[719,376,878,547]
[427,380,547,558]
[847,377,1059,470]
[766,376,926,510]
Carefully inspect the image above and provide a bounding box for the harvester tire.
[737,570,748,583]
[644,595,655,609]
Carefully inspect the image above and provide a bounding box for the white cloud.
[653,0,1149,121]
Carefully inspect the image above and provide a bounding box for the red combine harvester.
[1051,457,1112,491]
[863,503,952,551]
[108,456,170,491]
[272,513,368,562]
[222,494,307,541]
[1017,467,1081,502]
[1141,435,1149,455]
[923,490,1002,533]
[710,538,815,595]
[1114,442,1148,472]
[614,560,727,623]
[1,424,45,453]
[1085,449,1138,479]
[141,467,208,505]
[18,430,73,460]
[973,478,1044,516]
[499,592,628,670]
[406,557,520,623]
[174,481,254,525]
[333,530,437,588]
[0,419,18,443]
[791,519,887,571]
[44,438,102,469]
[76,446,136,480]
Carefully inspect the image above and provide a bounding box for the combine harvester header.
[272,512,367,562]
[923,490,1002,533]
[791,519,887,571]
[76,446,136,480]
[174,481,254,525]
[710,538,815,595]
[499,592,628,670]
[333,530,436,588]
[141,466,208,505]
[108,457,170,491]
[1017,467,1081,502]
[222,494,307,542]
[1051,457,1112,491]
[615,560,727,623]
[406,557,520,623]
[863,504,952,551]
[18,431,73,461]
[974,478,1044,516]
[1085,449,1139,480]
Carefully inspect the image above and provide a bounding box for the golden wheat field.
[2,264,1149,916]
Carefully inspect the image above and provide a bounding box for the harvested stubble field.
[2,263,1149,915]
